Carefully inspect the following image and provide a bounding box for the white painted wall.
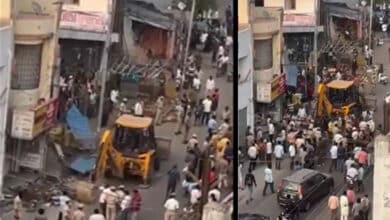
[0,24,13,198]
[238,28,254,129]
[265,0,315,14]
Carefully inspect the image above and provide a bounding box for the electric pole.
[314,0,319,91]
[183,0,196,70]
[368,0,374,49]
[97,0,115,132]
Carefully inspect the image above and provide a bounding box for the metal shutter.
[11,45,42,90]
[253,39,273,70]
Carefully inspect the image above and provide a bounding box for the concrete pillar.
[384,102,390,134]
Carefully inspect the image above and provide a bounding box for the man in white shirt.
[263,165,274,196]
[110,89,119,105]
[346,165,358,181]
[164,193,179,220]
[174,104,184,135]
[266,141,273,168]
[268,121,275,143]
[274,141,284,170]
[134,100,144,116]
[58,191,71,220]
[190,185,202,206]
[89,209,105,220]
[208,187,221,202]
[345,156,355,171]
[205,76,215,97]
[201,97,212,125]
[248,144,258,171]
[297,106,307,119]
[192,75,201,91]
[99,185,109,216]
[329,143,338,172]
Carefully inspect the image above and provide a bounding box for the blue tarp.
[70,155,97,174]
[66,105,95,148]
[286,65,298,87]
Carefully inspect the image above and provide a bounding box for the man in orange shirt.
[328,193,339,220]
[357,148,368,167]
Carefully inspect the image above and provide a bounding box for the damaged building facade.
[322,0,370,41]
[122,0,176,64]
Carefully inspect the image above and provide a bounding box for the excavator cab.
[93,115,157,185]
[317,80,359,118]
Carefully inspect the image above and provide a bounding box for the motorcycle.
[346,175,357,189]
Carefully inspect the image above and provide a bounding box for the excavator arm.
[91,130,113,183]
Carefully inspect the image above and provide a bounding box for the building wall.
[238,0,254,146]
[11,0,61,107]
[0,5,13,196]
[265,0,315,14]
[62,0,108,13]
[251,7,283,82]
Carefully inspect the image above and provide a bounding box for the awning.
[59,29,119,42]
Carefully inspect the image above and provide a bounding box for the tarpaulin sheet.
[286,65,298,87]
[66,105,95,149]
[69,155,97,174]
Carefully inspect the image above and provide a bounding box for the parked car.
[238,213,271,220]
[277,169,334,212]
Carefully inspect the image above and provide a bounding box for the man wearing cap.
[72,203,86,220]
[187,134,198,150]
[164,193,179,220]
[155,96,164,125]
[98,185,109,216]
[105,186,118,220]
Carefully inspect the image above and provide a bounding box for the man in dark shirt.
[245,169,257,204]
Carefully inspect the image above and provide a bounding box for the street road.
[238,36,390,219]
[1,6,233,220]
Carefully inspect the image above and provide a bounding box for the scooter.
[378,73,389,85]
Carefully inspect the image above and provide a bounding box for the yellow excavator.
[316,80,359,118]
[91,115,163,185]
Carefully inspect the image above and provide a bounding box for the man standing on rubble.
[155,96,164,125]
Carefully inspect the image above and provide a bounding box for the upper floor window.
[253,39,273,70]
[63,0,79,5]
[285,0,296,10]
[254,0,264,7]
[11,45,42,90]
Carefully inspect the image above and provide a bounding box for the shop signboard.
[20,152,42,170]
[11,98,59,140]
[256,74,286,103]
[60,9,107,33]
[283,14,315,26]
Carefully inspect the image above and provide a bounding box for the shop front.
[256,73,286,122]
[9,99,59,174]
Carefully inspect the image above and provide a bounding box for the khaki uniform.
[155,98,164,125]
[72,210,86,220]
[106,190,118,220]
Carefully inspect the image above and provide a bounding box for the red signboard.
[60,10,107,33]
[283,14,315,26]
